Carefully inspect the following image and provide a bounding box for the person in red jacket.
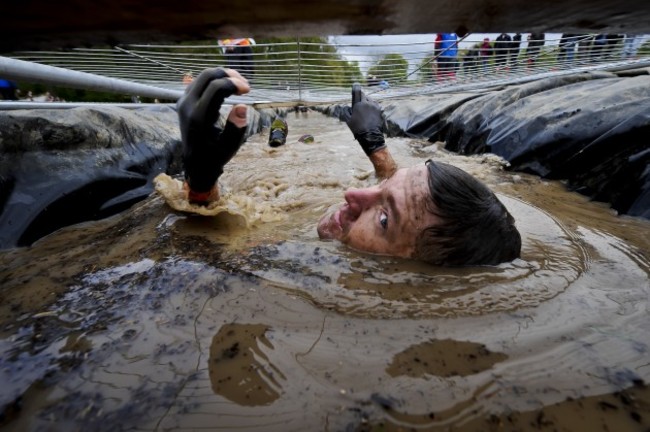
[479,38,493,72]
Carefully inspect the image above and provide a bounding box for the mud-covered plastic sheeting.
[436,72,650,219]
[0,104,272,249]
[317,88,499,139]
[0,106,181,249]
[0,142,178,248]
[381,92,485,138]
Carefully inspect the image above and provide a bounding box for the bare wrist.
[369,147,398,179]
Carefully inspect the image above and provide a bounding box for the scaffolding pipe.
[0,101,177,110]
[0,56,183,100]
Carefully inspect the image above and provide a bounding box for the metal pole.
[0,56,183,100]
[0,101,177,110]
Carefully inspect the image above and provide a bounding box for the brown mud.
[1,111,649,431]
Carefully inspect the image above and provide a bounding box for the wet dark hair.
[413,160,521,266]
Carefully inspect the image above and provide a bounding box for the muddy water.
[0,111,649,431]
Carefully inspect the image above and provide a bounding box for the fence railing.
[2,34,649,106]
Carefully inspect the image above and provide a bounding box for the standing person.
[557,34,569,63]
[433,33,443,79]
[436,33,459,81]
[590,34,607,61]
[526,33,545,66]
[576,34,594,64]
[604,34,622,58]
[433,33,443,57]
[558,34,577,64]
[462,45,479,76]
[176,68,522,266]
[479,38,493,72]
[494,33,512,69]
[623,34,642,58]
[557,33,578,65]
[509,33,522,68]
[218,38,256,79]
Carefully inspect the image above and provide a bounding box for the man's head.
[317,160,521,266]
[317,164,437,258]
[415,160,521,266]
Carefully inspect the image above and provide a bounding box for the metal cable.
[2,34,648,106]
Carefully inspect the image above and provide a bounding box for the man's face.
[317,165,439,258]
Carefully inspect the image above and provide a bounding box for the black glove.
[177,68,246,193]
[345,83,386,156]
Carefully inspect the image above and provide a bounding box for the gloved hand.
[177,68,250,194]
[345,83,386,156]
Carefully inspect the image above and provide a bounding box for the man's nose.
[344,186,381,214]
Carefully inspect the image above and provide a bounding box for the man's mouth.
[317,203,346,239]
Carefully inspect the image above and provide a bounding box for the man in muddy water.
[177,68,522,266]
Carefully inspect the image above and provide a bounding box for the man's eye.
[379,212,388,230]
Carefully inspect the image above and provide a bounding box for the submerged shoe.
[268,118,288,147]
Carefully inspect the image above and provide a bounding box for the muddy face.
[317,165,436,258]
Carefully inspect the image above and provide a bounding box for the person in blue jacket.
[436,33,458,80]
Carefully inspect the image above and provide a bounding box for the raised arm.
[345,84,398,179]
[177,68,250,204]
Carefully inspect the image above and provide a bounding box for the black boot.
[268,118,288,147]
